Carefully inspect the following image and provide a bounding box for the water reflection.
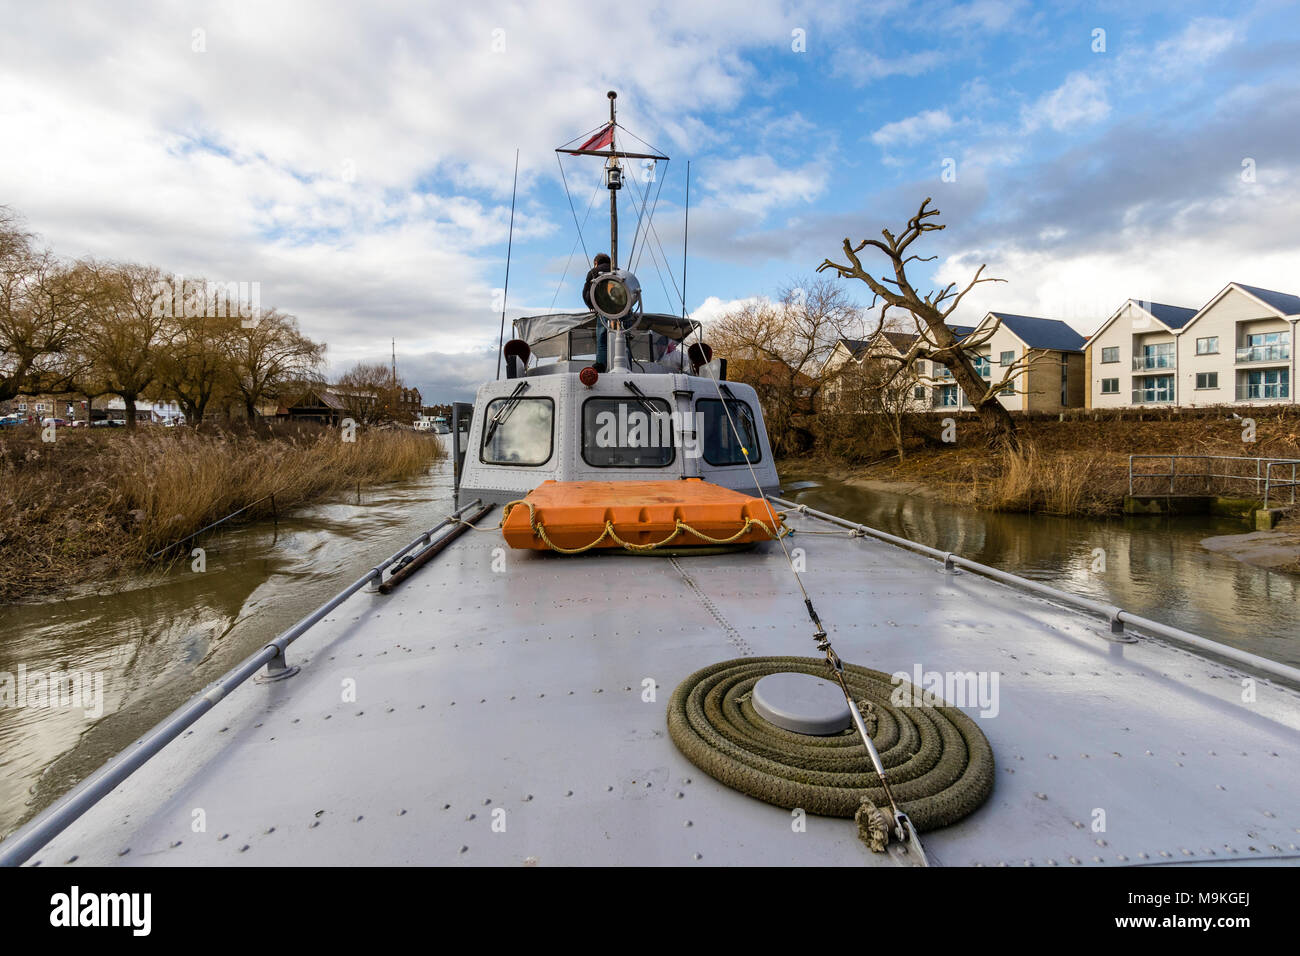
[0,464,455,838]
[780,472,1298,668]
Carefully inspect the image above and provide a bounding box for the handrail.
[1128,454,1300,507]
[0,497,485,867]
[770,496,1300,687]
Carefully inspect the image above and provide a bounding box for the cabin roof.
[513,311,700,347]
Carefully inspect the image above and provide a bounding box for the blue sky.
[2,0,1298,401]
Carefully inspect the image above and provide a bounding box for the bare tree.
[818,198,1027,447]
[227,309,325,420]
[157,300,240,424]
[830,353,919,461]
[709,276,863,455]
[336,361,405,424]
[0,215,91,402]
[80,261,172,429]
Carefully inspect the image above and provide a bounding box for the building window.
[913,385,926,400]
[1196,336,1218,355]
[1238,330,1291,364]
[18,403,27,411]
[1133,375,1175,404]
[1135,342,1175,370]
[999,383,1014,397]
[972,355,990,378]
[1101,347,1119,364]
[1195,372,1218,390]
[1101,378,1119,394]
[940,385,959,406]
[1239,369,1290,401]
[999,350,1015,366]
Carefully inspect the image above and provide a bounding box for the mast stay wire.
[626,159,666,270]
[625,169,683,311]
[550,161,605,311]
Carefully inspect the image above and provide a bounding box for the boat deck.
[26,507,1300,867]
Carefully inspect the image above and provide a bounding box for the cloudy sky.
[3,0,1298,401]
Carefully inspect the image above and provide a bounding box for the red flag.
[577,125,614,152]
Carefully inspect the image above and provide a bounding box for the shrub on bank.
[0,425,444,603]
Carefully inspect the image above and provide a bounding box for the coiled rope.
[667,657,995,844]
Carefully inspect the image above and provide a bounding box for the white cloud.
[833,49,944,86]
[1022,72,1110,132]
[701,154,829,218]
[871,110,955,147]
[0,0,855,401]
[691,295,769,326]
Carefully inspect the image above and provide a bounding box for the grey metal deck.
[22,508,1300,867]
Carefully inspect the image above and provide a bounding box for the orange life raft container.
[500,479,784,553]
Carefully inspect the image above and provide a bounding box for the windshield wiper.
[624,381,666,419]
[483,381,530,445]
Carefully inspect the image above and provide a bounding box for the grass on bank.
[0,423,444,603]
[813,407,1300,518]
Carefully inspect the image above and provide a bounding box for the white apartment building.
[1086,283,1298,408]
[825,314,1086,413]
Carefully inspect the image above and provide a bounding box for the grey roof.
[987,313,1085,352]
[1139,301,1198,329]
[857,327,978,355]
[1234,283,1300,316]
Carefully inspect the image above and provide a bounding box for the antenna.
[391,338,396,387]
[607,91,620,270]
[495,148,520,381]
[682,159,690,320]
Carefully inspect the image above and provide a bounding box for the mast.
[607,91,620,270]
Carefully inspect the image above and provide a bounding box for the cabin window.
[479,397,554,466]
[581,397,675,467]
[697,398,762,466]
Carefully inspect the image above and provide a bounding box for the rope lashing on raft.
[499,498,787,555]
[666,656,996,848]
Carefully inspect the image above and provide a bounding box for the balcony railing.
[1235,344,1290,364]
[1132,354,1176,371]
[1131,390,1175,405]
[1236,384,1291,401]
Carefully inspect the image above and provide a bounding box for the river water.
[1,457,1295,839]
[779,470,1298,669]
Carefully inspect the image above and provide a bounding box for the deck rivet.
[1034,793,1048,800]
[118,848,130,856]
[65,855,78,863]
